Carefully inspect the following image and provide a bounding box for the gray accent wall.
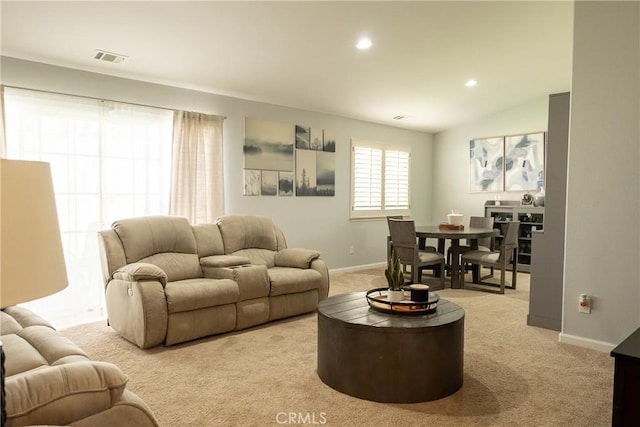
[528,92,570,331]
[561,1,640,350]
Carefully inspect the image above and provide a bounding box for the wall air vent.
[93,49,128,63]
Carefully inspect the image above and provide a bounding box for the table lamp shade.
[0,159,68,308]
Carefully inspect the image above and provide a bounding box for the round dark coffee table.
[317,291,464,403]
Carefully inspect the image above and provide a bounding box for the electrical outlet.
[349,245,355,254]
[579,294,591,314]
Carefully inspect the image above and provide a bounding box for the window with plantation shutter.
[350,139,411,219]
[385,150,410,210]
[352,145,382,211]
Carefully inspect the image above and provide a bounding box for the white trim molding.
[558,332,615,353]
[329,262,386,274]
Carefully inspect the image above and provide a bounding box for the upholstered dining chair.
[387,218,446,290]
[460,221,520,294]
[386,215,404,263]
[386,215,436,255]
[386,216,436,262]
[447,215,495,276]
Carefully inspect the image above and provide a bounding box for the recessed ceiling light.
[465,79,478,87]
[356,37,372,50]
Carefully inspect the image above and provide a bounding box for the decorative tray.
[438,224,464,230]
[366,288,439,315]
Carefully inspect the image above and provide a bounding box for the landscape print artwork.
[504,132,545,191]
[279,172,294,196]
[323,130,336,152]
[261,170,278,196]
[244,118,335,197]
[295,125,335,196]
[316,151,335,196]
[295,149,317,196]
[469,137,504,192]
[310,128,323,150]
[244,118,294,172]
[295,125,310,150]
[243,170,261,196]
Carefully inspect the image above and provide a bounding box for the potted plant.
[385,249,405,302]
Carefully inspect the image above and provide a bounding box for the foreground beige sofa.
[98,215,329,349]
[1,306,159,426]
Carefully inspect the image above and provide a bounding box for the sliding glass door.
[3,87,173,327]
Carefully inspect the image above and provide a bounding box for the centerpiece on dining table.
[439,209,465,230]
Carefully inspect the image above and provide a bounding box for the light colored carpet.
[60,268,613,426]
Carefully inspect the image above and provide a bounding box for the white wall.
[432,97,549,223]
[561,1,640,350]
[0,56,434,271]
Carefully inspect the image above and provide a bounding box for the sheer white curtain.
[0,86,6,157]
[169,111,224,224]
[2,87,173,327]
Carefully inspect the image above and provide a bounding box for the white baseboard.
[329,262,385,274]
[558,332,615,353]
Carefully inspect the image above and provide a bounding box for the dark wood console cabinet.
[611,327,640,426]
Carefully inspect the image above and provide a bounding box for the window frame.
[350,138,411,220]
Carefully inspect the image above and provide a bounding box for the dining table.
[415,225,498,289]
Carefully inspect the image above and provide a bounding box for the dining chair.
[387,218,445,290]
[386,216,436,262]
[386,215,403,265]
[447,215,495,277]
[460,221,520,294]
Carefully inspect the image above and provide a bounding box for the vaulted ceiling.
[0,1,574,133]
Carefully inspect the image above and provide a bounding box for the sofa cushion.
[192,223,225,257]
[275,248,320,269]
[268,267,323,296]
[1,306,53,335]
[3,327,88,376]
[5,361,128,426]
[217,215,277,254]
[2,308,89,377]
[112,216,198,263]
[164,278,239,313]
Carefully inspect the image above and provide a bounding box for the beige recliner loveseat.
[98,215,329,349]
[1,306,159,426]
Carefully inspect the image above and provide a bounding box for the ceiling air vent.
[93,49,128,64]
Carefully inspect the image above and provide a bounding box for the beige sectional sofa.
[1,306,158,426]
[98,215,329,349]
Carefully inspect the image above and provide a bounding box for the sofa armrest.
[310,258,330,301]
[275,248,320,269]
[112,263,168,287]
